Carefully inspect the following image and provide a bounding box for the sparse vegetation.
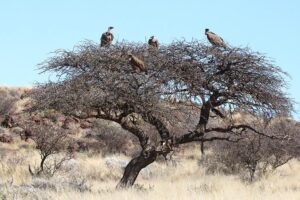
[0,139,300,200]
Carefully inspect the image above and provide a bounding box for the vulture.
[100,26,114,47]
[128,53,147,73]
[205,28,226,48]
[148,36,159,48]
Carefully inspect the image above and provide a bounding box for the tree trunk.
[40,155,47,173]
[200,140,205,155]
[249,162,257,182]
[197,101,211,154]
[117,146,157,188]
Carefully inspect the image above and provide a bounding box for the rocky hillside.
[0,86,139,155]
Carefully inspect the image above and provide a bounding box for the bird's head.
[108,26,114,31]
[127,53,134,61]
[205,28,209,34]
[150,36,155,39]
[127,53,133,58]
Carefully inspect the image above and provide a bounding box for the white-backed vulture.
[205,28,226,48]
[100,26,114,47]
[128,53,147,73]
[148,36,159,48]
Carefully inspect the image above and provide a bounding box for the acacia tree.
[28,40,293,187]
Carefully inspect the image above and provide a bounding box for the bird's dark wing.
[100,33,108,46]
[148,39,158,48]
[101,32,113,47]
[207,32,225,47]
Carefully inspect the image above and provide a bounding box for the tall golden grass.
[0,137,299,200]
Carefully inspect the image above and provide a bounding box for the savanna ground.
[1,85,300,200]
[0,132,299,200]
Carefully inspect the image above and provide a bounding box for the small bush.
[27,122,74,177]
[200,119,300,182]
[0,90,18,116]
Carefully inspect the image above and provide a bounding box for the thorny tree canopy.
[29,40,293,146]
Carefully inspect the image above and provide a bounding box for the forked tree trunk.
[117,147,157,188]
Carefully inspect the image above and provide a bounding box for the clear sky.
[0,0,299,118]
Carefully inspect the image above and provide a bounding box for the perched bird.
[100,26,114,47]
[148,36,159,48]
[128,53,147,73]
[205,28,226,48]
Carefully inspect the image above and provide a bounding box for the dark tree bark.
[117,146,157,188]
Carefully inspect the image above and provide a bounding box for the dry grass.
[0,86,32,92]
[0,86,299,199]
[0,137,299,200]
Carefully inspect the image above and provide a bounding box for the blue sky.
[0,0,299,118]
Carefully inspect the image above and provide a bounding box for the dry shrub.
[27,122,74,177]
[200,119,300,181]
[0,90,18,119]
